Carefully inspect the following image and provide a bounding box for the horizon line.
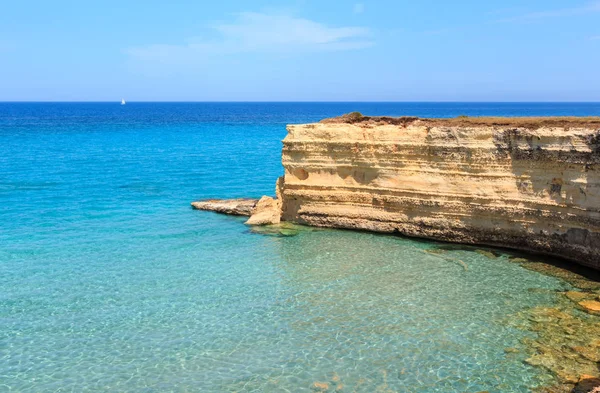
[1,100,600,104]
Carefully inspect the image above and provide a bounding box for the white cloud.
[126,12,373,63]
[353,4,365,14]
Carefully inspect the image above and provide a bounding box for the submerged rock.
[535,384,576,393]
[518,301,600,389]
[311,382,329,392]
[564,291,592,303]
[509,257,531,263]
[507,256,600,290]
[248,222,312,237]
[579,300,600,315]
[571,280,600,291]
[475,249,500,259]
[572,346,600,363]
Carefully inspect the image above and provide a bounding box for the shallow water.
[2,103,600,392]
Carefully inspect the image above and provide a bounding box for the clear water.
[2,103,599,392]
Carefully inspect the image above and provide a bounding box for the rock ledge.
[191,199,258,216]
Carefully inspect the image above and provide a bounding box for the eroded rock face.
[280,118,600,269]
[191,199,258,216]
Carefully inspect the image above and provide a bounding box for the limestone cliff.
[279,115,600,269]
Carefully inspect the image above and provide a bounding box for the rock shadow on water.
[432,243,503,258]
[506,253,600,291]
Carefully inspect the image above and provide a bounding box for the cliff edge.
[279,114,600,269]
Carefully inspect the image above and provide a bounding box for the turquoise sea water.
[2,103,600,392]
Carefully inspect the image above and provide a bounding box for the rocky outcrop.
[189,115,600,269]
[190,197,282,225]
[279,115,600,269]
[191,198,257,216]
[245,196,281,225]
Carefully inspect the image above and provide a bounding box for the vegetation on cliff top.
[321,113,600,129]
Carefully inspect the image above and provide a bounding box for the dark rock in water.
[191,198,258,216]
[573,375,600,393]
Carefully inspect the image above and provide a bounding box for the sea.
[1,102,600,392]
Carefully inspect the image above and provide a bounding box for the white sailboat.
[121,98,126,105]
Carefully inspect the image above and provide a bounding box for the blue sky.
[1,0,599,101]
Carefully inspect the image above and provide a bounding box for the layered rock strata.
[280,115,600,269]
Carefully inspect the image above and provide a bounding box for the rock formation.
[192,114,600,270]
[245,196,281,225]
[279,115,600,270]
[191,199,257,216]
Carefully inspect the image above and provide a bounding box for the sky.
[0,0,599,101]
